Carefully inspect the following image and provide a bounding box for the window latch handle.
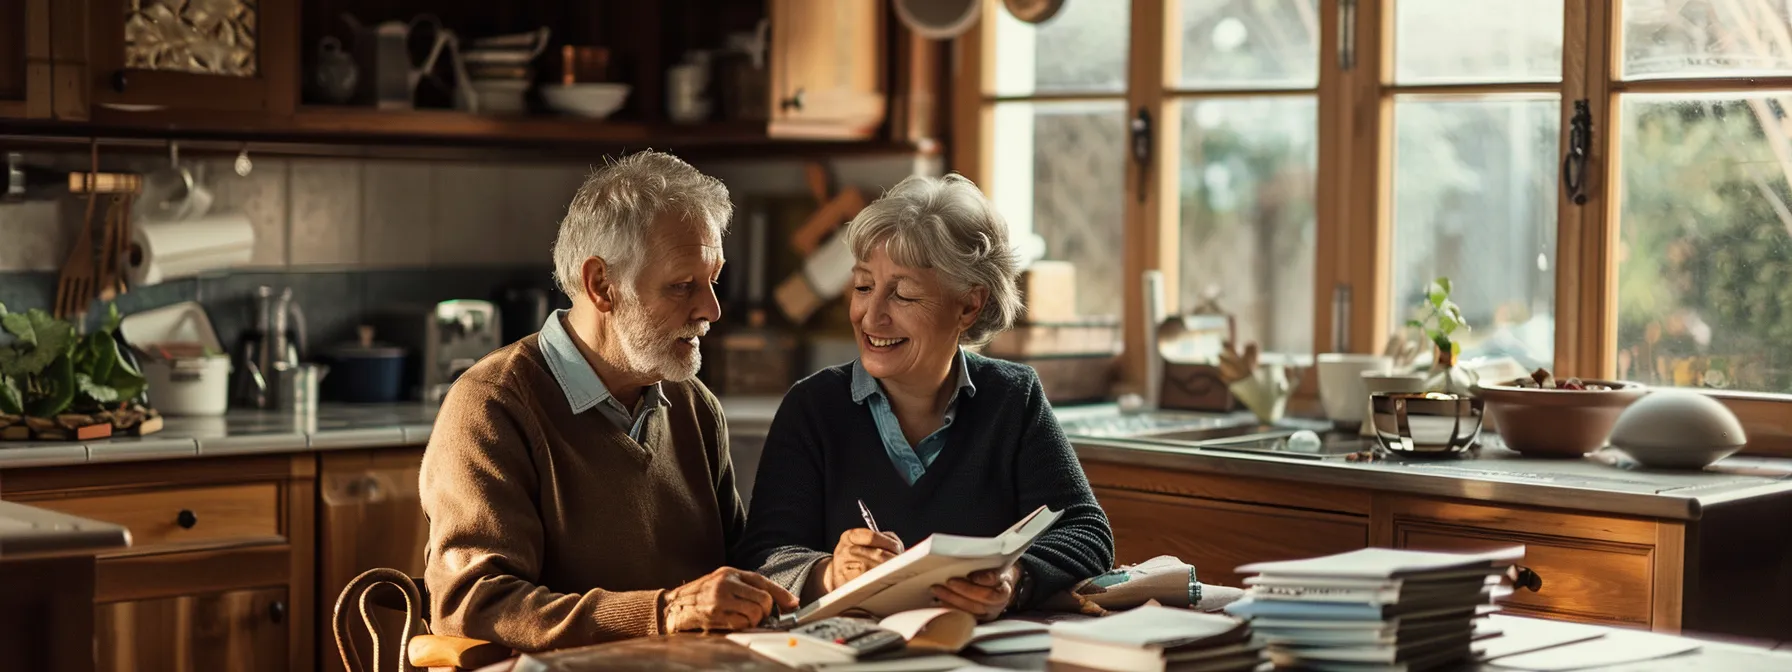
[1131,107,1153,203]
[1563,99,1592,206]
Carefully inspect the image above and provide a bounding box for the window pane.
[1394,0,1563,84]
[1617,94,1792,392]
[1623,0,1792,79]
[993,0,1131,96]
[1177,0,1319,90]
[1177,97,1318,354]
[992,101,1129,317]
[1390,97,1559,370]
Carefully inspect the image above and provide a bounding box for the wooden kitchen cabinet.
[87,0,296,114]
[0,0,87,119]
[318,448,429,672]
[767,0,886,139]
[0,454,316,672]
[95,587,290,672]
[1096,487,1369,588]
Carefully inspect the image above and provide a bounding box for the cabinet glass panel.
[124,0,259,77]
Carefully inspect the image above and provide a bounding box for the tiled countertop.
[0,396,788,469]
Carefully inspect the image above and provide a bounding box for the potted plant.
[1405,277,1476,396]
[0,303,159,440]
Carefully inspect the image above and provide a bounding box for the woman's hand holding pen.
[824,528,904,591]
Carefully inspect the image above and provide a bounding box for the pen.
[857,499,880,533]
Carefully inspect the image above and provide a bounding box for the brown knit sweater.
[419,334,742,652]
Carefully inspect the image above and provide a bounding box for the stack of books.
[1048,605,1266,672]
[1223,547,1522,672]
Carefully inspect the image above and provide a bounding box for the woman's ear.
[583,257,617,312]
[958,287,989,331]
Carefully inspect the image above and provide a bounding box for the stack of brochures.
[1047,605,1266,672]
[1223,547,1523,672]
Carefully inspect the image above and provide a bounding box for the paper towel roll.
[129,214,255,286]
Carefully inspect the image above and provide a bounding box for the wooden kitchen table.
[479,617,1792,671]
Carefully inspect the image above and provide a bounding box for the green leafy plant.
[0,302,145,418]
[1405,277,1471,358]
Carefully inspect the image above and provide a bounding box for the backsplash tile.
[362,161,433,268]
[430,164,508,265]
[501,164,579,267]
[208,157,290,266]
[0,200,65,272]
[289,159,364,266]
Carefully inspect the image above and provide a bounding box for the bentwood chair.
[333,568,512,672]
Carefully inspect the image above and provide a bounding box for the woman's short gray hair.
[844,173,1022,345]
[553,150,732,300]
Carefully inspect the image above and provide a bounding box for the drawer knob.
[268,600,286,624]
[780,88,805,113]
[111,70,129,93]
[176,509,197,529]
[1510,565,1543,592]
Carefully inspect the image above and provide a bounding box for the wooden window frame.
[951,0,1792,454]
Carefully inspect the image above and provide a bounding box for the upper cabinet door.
[89,0,295,114]
[0,0,50,118]
[768,0,887,139]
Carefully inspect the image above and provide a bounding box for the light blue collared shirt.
[537,310,666,442]
[851,349,977,485]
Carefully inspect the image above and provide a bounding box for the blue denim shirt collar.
[850,347,976,405]
[538,309,666,423]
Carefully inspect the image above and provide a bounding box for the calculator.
[791,617,908,657]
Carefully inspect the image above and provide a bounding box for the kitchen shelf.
[0,107,931,161]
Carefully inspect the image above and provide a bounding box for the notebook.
[1236,547,1524,580]
[782,505,1062,625]
[1049,606,1259,672]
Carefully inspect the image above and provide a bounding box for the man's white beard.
[613,296,706,382]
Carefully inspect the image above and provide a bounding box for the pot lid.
[331,325,407,359]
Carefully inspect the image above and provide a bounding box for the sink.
[1137,424,1297,443]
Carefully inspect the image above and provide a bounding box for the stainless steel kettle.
[236,286,308,409]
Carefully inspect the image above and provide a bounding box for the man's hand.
[824,528,905,592]
[661,567,799,633]
[930,565,1019,622]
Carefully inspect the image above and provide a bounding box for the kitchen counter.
[0,396,788,469]
[7,400,1790,522]
[1071,434,1792,521]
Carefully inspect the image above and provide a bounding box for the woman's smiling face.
[850,245,983,389]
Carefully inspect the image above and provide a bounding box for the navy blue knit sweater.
[732,353,1115,609]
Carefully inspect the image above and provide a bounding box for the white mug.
[1317,353,1394,427]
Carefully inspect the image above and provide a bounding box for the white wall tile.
[361,161,433,268]
[289,159,363,266]
[0,200,67,272]
[430,164,506,265]
[208,157,289,266]
[692,154,936,200]
[501,164,578,266]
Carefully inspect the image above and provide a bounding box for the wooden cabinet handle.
[111,71,129,93]
[268,600,286,624]
[1509,565,1543,592]
[780,88,805,113]
[176,509,197,529]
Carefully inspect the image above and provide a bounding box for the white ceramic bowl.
[541,83,630,119]
[1610,390,1747,469]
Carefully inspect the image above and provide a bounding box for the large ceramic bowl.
[542,83,631,119]
[1370,392,1484,456]
[1473,379,1647,457]
[1610,389,1747,469]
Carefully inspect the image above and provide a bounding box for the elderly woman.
[735,174,1114,620]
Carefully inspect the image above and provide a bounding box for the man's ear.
[958,287,989,331]
[583,257,617,312]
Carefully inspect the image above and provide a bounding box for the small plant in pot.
[0,303,160,440]
[1406,277,1477,396]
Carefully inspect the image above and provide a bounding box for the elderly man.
[420,150,796,652]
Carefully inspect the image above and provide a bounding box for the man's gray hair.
[553,150,732,300]
[843,173,1022,345]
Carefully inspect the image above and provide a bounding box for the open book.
[782,505,1062,626]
